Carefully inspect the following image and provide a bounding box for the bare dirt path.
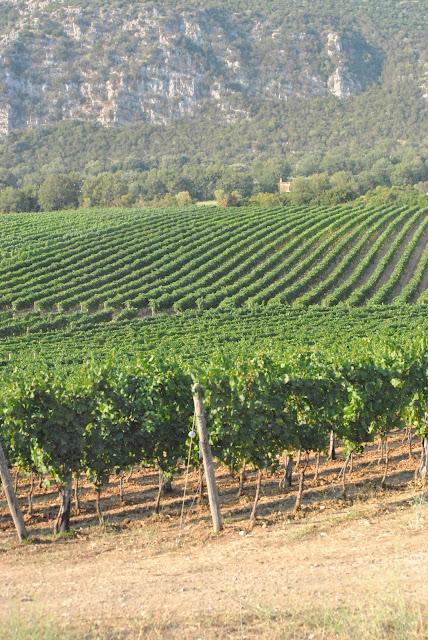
[2,487,427,640]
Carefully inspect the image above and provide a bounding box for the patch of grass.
[408,494,428,531]
[116,597,428,639]
[283,521,319,542]
[3,583,426,640]
[281,500,377,543]
[298,597,427,640]
[1,616,79,640]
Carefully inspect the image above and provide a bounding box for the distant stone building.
[279,178,292,193]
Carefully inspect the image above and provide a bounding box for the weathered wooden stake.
[192,384,223,534]
[328,431,336,461]
[74,473,81,515]
[249,469,263,530]
[0,441,28,541]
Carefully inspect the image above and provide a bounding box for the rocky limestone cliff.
[0,2,385,136]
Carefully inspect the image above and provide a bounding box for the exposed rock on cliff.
[0,2,385,135]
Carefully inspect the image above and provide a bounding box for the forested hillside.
[0,0,426,184]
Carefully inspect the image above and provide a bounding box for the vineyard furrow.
[292,205,405,305]
[0,206,243,302]
[323,206,420,305]
[36,206,296,312]
[1,202,428,319]
[369,213,428,304]
[253,205,377,305]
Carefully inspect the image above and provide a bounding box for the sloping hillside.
[1,0,423,134]
[1,202,428,315]
[0,1,385,134]
[0,0,426,179]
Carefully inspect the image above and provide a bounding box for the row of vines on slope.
[2,203,428,313]
[2,304,428,374]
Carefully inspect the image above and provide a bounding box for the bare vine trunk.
[198,464,204,504]
[74,473,80,515]
[14,470,19,494]
[95,484,104,526]
[154,469,164,514]
[163,475,173,494]
[119,472,124,504]
[293,466,306,515]
[154,469,173,514]
[54,476,72,534]
[377,438,385,465]
[407,427,414,460]
[279,456,293,491]
[417,437,428,493]
[237,461,246,498]
[28,472,34,516]
[314,452,320,484]
[285,456,293,487]
[340,452,352,498]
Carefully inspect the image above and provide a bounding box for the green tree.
[175,191,193,207]
[38,173,81,211]
[216,167,254,197]
[288,173,331,205]
[248,192,286,207]
[390,159,427,186]
[214,189,242,207]
[81,172,129,207]
[0,186,33,213]
[0,168,16,188]
[252,158,291,193]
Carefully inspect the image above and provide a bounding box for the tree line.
[0,144,427,213]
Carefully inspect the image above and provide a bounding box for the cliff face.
[0,2,385,136]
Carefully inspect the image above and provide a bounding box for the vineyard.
[2,202,428,541]
[1,202,428,315]
[2,303,428,373]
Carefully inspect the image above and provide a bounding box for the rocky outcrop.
[0,2,385,135]
[327,32,366,98]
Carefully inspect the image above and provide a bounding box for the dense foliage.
[2,303,428,394]
[1,339,428,529]
[0,140,426,212]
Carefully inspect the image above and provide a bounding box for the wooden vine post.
[192,384,223,534]
[0,440,28,541]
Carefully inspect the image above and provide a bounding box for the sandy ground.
[1,438,428,639]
